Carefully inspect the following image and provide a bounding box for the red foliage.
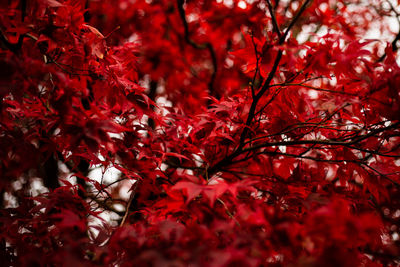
[1,0,400,266]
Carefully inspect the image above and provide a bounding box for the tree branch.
[208,0,313,177]
[266,0,282,38]
[176,0,218,99]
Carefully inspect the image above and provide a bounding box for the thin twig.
[176,0,218,98]
[269,82,358,96]
[279,0,312,44]
[266,0,282,38]
[120,180,140,226]
[217,198,240,226]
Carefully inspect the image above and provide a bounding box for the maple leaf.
[52,209,86,232]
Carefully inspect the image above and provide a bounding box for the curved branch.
[177,0,218,98]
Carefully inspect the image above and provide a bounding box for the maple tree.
[1,0,400,265]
